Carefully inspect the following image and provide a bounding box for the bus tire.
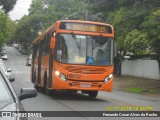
[88,91,98,99]
[34,72,40,92]
[44,72,52,96]
[45,89,52,96]
[34,84,40,92]
[35,83,42,92]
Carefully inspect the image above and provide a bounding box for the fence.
[121,59,160,80]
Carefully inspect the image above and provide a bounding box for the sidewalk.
[113,75,160,97]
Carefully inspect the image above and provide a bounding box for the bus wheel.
[88,91,98,99]
[45,88,52,96]
[44,74,52,96]
[34,73,40,92]
[34,84,41,92]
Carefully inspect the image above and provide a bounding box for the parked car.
[1,50,7,54]
[1,53,8,60]
[21,49,27,55]
[0,67,37,119]
[26,55,32,66]
[0,59,12,78]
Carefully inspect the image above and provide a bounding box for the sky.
[9,0,32,20]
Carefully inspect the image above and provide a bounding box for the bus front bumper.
[52,76,113,92]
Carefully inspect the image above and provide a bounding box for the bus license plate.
[81,84,91,88]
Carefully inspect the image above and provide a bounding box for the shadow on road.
[38,90,107,102]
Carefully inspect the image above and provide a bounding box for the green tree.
[124,29,148,55]
[0,12,10,47]
[13,0,86,51]
[6,18,17,44]
[105,1,160,75]
[13,13,45,49]
[0,0,17,13]
[141,9,160,73]
[11,0,160,75]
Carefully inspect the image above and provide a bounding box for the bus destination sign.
[59,22,112,33]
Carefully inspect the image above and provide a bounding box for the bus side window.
[47,33,52,53]
[41,38,45,55]
[37,42,40,57]
[43,36,47,55]
[50,32,56,49]
[33,45,38,59]
[37,40,43,57]
[42,33,51,55]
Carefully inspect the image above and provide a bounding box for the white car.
[26,54,32,66]
[1,53,8,60]
[0,59,11,78]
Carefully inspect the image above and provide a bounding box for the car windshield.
[0,73,14,109]
[55,33,113,66]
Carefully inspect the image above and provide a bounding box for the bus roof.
[32,20,113,44]
[59,20,111,26]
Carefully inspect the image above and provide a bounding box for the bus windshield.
[55,33,113,66]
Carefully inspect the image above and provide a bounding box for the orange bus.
[31,20,114,98]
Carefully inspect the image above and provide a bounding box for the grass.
[125,87,157,94]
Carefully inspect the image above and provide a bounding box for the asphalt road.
[4,46,160,120]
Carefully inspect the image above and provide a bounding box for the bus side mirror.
[50,37,55,48]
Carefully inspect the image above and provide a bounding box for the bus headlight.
[55,70,66,81]
[60,73,66,81]
[104,74,113,83]
[55,70,60,76]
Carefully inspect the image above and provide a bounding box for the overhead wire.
[115,1,160,21]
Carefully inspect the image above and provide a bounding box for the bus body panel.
[52,76,113,92]
[50,61,113,92]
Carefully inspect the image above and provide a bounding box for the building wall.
[122,59,160,80]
